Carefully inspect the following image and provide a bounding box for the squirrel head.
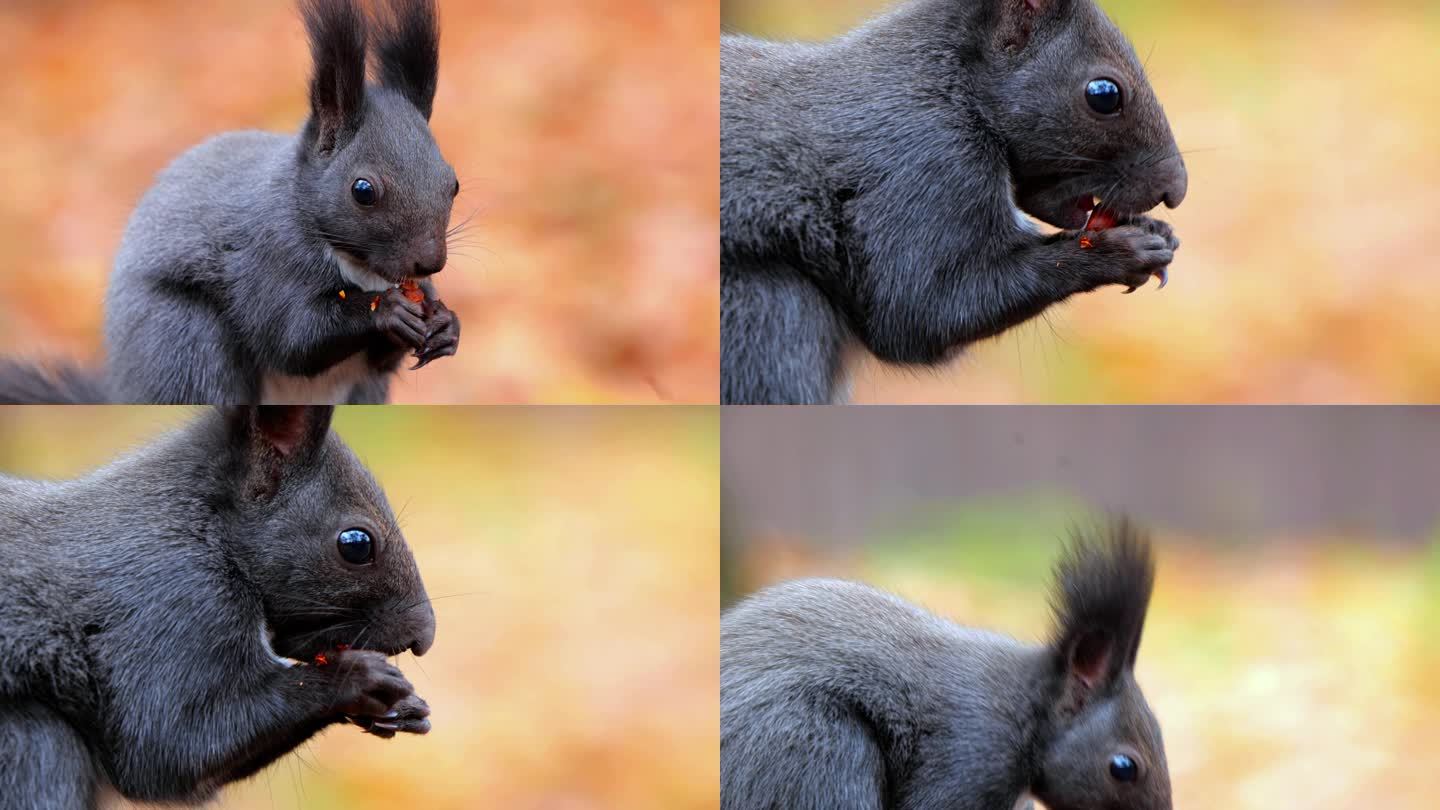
[979,0,1187,229]
[216,406,436,662]
[295,0,457,289]
[1033,518,1171,810]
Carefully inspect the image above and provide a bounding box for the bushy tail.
[1048,516,1155,671]
[0,360,109,404]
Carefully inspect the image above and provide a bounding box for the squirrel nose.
[407,602,436,657]
[1162,159,1188,209]
[411,240,447,277]
[412,257,445,277]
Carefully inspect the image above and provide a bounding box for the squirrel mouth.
[330,247,396,292]
[1075,195,1119,231]
[266,619,414,663]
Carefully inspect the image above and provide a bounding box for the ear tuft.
[1048,516,1156,694]
[303,0,369,152]
[373,0,440,120]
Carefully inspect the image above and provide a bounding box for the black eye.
[452,178,461,198]
[1085,78,1123,116]
[351,178,378,207]
[337,528,374,565]
[1109,753,1138,783]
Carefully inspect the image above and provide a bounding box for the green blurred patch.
[861,492,1096,585]
[1424,524,1440,656]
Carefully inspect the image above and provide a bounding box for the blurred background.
[0,406,719,810]
[723,406,1440,810]
[722,0,1440,403]
[0,0,718,403]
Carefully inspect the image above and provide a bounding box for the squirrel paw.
[411,299,460,370]
[350,693,431,738]
[1122,215,1181,251]
[326,649,416,720]
[374,288,428,351]
[1081,220,1177,293]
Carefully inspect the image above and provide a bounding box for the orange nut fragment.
[399,279,424,304]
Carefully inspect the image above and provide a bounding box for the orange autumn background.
[0,0,718,403]
[0,406,720,810]
[723,0,1440,403]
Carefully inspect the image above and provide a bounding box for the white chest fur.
[328,245,393,292]
[261,352,370,404]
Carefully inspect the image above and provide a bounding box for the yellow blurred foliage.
[0,0,720,403]
[0,406,721,810]
[724,0,1440,403]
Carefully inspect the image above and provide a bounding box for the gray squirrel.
[0,406,436,808]
[721,0,1188,404]
[721,518,1170,810]
[0,0,461,405]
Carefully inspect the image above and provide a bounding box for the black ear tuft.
[1048,516,1155,697]
[303,0,369,152]
[373,0,440,120]
[223,406,336,498]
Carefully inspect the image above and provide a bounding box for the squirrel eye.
[1108,753,1139,783]
[337,528,375,565]
[1085,78,1123,116]
[452,178,461,198]
[351,178,378,207]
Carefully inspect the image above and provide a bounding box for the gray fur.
[0,406,435,807]
[720,518,1170,810]
[0,361,108,405]
[721,0,1188,403]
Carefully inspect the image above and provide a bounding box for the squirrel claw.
[1154,268,1169,290]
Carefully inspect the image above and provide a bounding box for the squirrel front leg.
[114,650,425,804]
[859,219,1176,366]
[246,288,426,377]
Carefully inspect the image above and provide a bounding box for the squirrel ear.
[993,0,1072,52]
[303,0,369,153]
[1047,518,1155,705]
[251,406,335,458]
[373,0,440,120]
[224,406,335,498]
[1067,628,1114,690]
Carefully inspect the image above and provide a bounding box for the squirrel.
[0,406,436,808]
[0,0,461,405]
[721,518,1169,810]
[721,0,1188,404]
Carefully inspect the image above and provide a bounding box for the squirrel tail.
[0,359,109,404]
[1047,516,1155,669]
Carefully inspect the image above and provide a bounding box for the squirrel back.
[720,517,1170,810]
[0,406,436,804]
